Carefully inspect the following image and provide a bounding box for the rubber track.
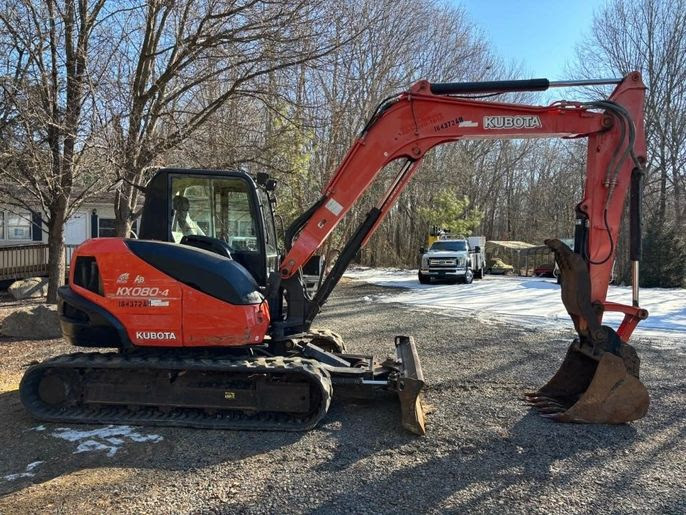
[20,352,332,431]
[301,328,347,353]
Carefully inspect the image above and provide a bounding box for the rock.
[9,277,49,300]
[0,304,61,339]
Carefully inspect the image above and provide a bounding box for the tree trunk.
[46,211,66,304]
[658,160,667,226]
[114,186,134,237]
[116,218,133,238]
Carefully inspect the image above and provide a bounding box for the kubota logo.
[484,115,542,129]
[135,331,177,340]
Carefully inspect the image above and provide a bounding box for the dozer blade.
[394,335,426,435]
[526,239,650,424]
[525,341,650,423]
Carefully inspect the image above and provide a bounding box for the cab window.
[170,176,258,251]
[257,189,278,252]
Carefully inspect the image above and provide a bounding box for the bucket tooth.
[528,399,570,410]
[536,406,567,415]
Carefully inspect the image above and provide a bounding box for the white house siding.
[0,202,118,248]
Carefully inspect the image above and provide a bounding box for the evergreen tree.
[641,215,686,288]
[418,192,483,236]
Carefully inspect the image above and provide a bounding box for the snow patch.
[51,425,163,457]
[3,461,44,481]
[345,267,686,344]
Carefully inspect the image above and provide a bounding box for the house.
[0,191,135,283]
[0,192,122,248]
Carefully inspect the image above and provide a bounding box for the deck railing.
[0,244,78,282]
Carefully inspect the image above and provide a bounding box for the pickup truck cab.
[418,236,485,284]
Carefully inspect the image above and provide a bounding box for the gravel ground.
[0,280,684,514]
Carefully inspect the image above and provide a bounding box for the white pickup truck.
[418,236,486,284]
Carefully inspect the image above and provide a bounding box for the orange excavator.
[20,72,650,434]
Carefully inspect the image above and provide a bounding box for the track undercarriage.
[20,333,426,434]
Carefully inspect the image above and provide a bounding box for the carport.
[485,241,555,277]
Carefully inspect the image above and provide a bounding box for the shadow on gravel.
[0,387,417,498]
[313,396,414,473]
[0,389,306,497]
[307,412,642,513]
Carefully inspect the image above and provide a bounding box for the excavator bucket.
[394,336,426,435]
[525,239,650,424]
[525,341,649,423]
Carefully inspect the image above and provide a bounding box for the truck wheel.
[463,269,474,284]
[418,272,430,284]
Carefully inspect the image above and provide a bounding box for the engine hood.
[425,250,468,258]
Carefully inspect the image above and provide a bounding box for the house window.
[98,218,117,237]
[7,213,31,240]
[0,211,4,239]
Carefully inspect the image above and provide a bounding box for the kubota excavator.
[20,72,651,434]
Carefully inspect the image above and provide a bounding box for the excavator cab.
[138,169,279,287]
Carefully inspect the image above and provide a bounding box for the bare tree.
[169,0,516,266]
[0,0,108,302]
[101,0,339,236]
[575,0,686,226]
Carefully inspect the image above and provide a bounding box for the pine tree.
[641,215,686,288]
[418,192,483,237]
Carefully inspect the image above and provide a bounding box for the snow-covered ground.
[344,267,686,345]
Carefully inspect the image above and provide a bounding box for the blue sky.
[457,0,603,80]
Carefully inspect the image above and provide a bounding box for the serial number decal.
[115,287,169,297]
[433,117,479,132]
[434,116,464,131]
[118,299,150,308]
[324,198,343,216]
[399,114,443,136]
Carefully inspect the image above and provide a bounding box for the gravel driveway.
[1,280,684,514]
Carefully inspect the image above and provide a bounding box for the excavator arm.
[273,72,650,424]
[279,73,646,336]
[282,83,606,278]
